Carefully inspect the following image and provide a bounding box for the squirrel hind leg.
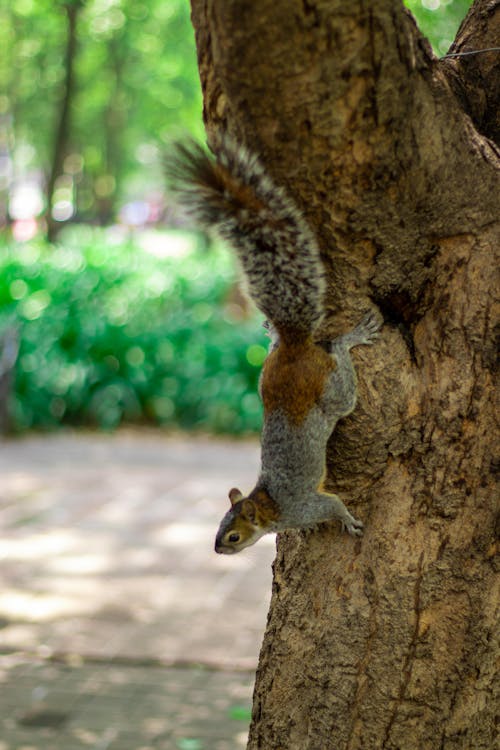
[329,311,382,352]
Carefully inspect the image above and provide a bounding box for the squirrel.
[167,136,381,554]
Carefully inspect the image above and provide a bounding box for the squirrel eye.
[228,532,240,544]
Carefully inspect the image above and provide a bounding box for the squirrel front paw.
[342,515,364,537]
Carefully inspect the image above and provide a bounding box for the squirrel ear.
[228,488,243,505]
[241,499,256,523]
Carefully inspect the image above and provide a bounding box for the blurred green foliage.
[0,0,475,435]
[404,0,473,55]
[1,0,202,222]
[0,231,267,433]
[1,0,473,221]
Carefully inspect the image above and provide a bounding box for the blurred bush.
[0,230,267,434]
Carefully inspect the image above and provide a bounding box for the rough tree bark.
[188,1,499,748]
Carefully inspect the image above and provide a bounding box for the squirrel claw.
[342,517,364,537]
[356,312,382,345]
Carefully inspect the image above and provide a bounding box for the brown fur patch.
[249,488,281,525]
[216,164,266,214]
[261,338,336,425]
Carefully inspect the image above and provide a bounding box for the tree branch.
[440,0,500,145]
[190,0,499,324]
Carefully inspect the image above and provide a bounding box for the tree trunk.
[46,1,81,242]
[188,1,499,748]
[0,323,20,434]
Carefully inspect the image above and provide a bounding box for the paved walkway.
[0,431,275,750]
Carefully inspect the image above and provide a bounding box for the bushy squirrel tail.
[167,137,326,341]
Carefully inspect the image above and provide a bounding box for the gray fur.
[167,136,382,551]
[257,313,380,535]
[167,137,326,337]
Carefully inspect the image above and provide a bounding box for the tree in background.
[0,0,475,235]
[46,0,82,242]
[1,0,202,234]
[188,0,498,747]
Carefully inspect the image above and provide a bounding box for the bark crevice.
[380,552,424,750]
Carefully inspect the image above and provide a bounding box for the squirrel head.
[214,487,278,554]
